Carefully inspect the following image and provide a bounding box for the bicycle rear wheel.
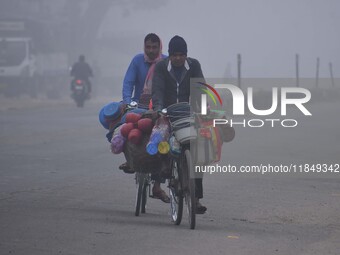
[169,159,183,225]
[141,177,149,214]
[183,149,196,229]
[135,173,147,216]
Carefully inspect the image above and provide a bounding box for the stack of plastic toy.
[146,116,170,155]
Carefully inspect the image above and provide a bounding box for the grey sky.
[99,0,340,78]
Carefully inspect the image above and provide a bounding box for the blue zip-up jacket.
[122,53,166,104]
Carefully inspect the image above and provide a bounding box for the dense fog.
[1,0,339,99]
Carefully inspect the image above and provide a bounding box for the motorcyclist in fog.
[70,55,93,94]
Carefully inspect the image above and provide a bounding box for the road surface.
[0,95,339,255]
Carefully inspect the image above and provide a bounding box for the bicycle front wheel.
[183,149,196,229]
[169,159,183,225]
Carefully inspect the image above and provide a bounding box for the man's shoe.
[151,188,170,203]
[196,201,207,214]
[119,162,135,174]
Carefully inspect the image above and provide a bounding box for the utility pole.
[237,53,241,89]
[296,54,299,87]
[315,57,320,88]
[329,62,335,87]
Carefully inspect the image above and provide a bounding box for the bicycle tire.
[141,177,148,214]
[169,159,183,225]
[184,149,196,229]
[135,173,146,216]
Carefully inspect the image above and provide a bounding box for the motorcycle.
[71,78,89,107]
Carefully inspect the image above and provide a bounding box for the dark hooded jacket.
[151,57,204,111]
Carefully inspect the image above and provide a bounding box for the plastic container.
[171,117,197,143]
[158,141,170,154]
[166,102,191,123]
[169,136,181,155]
[110,127,126,154]
[146,142,159,155]
[99,101,124,130]
[146,116,170,155]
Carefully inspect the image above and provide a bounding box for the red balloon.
[125,112,142,123]
[137,118,153,133]
[120,123,134,138]
[128,128,143,145]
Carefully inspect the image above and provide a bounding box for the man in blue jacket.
[120,33,169,203]
[122,33,166,104]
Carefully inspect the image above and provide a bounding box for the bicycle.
[124,138,158,217]
[127,102,214,229]
[169,145,196,229]
[134,172,151,216]
[166,103,199,229]
[123,101,154,217]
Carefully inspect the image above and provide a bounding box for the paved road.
[0,96,339,255]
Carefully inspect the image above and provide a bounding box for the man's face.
[144,40,160,60]
[170,53,187,67]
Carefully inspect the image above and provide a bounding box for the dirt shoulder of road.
[0,95,117,112]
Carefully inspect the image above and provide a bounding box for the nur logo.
[197,83,312,116]
[197,82,223,115]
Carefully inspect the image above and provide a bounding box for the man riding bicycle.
[120,33,169,203]
[152,35,207,214]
